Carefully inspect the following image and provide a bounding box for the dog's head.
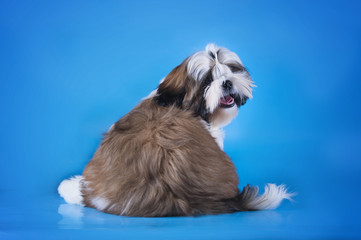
[154,44,254,128]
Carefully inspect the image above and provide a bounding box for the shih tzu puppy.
[58,44,292,217]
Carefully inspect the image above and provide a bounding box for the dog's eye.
[228,64,245,73]
[202,75,213,86]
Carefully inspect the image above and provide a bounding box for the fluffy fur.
[58,175,84,206]
[58,44,293,217]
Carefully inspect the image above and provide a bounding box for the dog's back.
[81,99,240,216]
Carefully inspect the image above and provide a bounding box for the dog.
[58,44,292,217]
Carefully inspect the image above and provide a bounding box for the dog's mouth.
[219,95,235,108]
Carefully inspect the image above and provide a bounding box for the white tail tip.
[58,175,84,206]
[241,183,295,210]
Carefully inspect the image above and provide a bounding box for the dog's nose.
[223,80,233,90]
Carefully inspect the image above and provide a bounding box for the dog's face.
[154,44,254,128]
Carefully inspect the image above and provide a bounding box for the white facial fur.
[187,43,254,129]
[211,106,239,129]
[187,44,254,112]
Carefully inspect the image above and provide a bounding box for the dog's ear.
[155,59,195,108]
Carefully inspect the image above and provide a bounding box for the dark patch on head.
[155,82,211,122]
[155,87,186,107]
[209,50,220,60]
[209,51,216,59]
[201,72,213,88]
[194,98,209,122]
[186,71,214,122]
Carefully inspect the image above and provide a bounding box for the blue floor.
[1,189,360,240]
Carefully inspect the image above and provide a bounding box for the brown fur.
[81,56,255,217]
[82,98,240,216]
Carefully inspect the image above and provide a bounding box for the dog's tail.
[58,175,84,206]
[236,184,294,211]
[57,177,293,212]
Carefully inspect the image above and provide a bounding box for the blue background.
[1,0,361,239]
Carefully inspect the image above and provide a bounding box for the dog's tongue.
[220,95,234,105]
